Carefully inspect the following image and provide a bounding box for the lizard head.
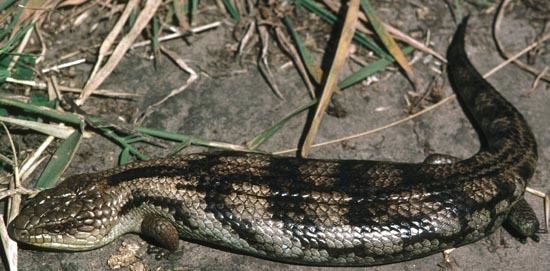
[8,174,128,251]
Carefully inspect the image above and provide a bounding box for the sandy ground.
[3,1,549,270]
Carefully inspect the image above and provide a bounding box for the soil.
[2,1,550,270]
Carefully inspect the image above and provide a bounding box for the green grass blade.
[98,127,149,161]
[283,16,323,84]
[152,15,160,51]
[223,0,240,21]
[0,97,82,125]
[0,23,32,55]
[247,100,317,150]
[137,127,191,142]
[0,0,28,43]
[360,0,416,87]
[35,130,82,188]
[0,116,75,139]
[0,0,17,11]
[0,54,34,84]
[127,7,138,32]
[296,0,391,59]
[137,127,250,151]
[0,69,9,83]
[119,147,131,165]
[172,0,186,27]
[338,46,414,89]
[168,138,191,156]
[28,93,55,108]
[190,0,199,24]
[125,136,145,144]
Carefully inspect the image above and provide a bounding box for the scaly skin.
[8,18,538,266]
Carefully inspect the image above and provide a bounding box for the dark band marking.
[107,166,189,185]
[120,190,196,229]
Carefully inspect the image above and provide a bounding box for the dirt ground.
[2,1,550,270]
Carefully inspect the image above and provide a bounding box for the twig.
[274,27,316,97]
[1,123,21,222]
[20,156,48,183]
[5,77,139,99]
[19,136,55,176]
[275,95,456,155]
[41,58,87,73]
[130,21,222,49]
[0,116,75,139]
[135,46,198,124]
[57,85,139,98]
[525,187,550,232]
[39,22,221,74]
[80,0,163,104]
[86,0,140,84]
[494,0,550,82]
[0,123,19,270]
[323,0,446,62]
[34,24,47,64]
[275,43,527,155]
[47,75,62,101]
[300,0,360,157]
[360,0,418,90]
[0,216,17,271]
[525,66,549,95]
[7,22,33,72]
[258,24,284,99]
[485,32,550,78]
[237,20,256,56]
[0,187,42,201]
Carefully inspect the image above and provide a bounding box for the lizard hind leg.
[141,214,180,251]
[503,198,541,243]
